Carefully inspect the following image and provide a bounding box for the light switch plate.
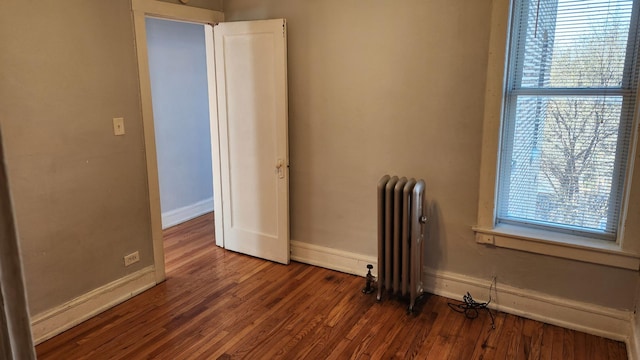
[113,117,125,136]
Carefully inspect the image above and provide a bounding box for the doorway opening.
[145,17,217,272]
[133,2,290,283]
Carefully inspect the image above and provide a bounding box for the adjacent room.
[1,0,640,359]
[146,17,215,232]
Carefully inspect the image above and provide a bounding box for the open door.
[211,19,290,264]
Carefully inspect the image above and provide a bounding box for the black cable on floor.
[447,277,496,330]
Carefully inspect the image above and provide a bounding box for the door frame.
[131,0,224,283]
[0,131,36,359]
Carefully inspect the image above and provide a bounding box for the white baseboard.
[290,240,377,277]
[424,268,632,342]
[30,266,156,345]
[162,197,213,229]
[290,241,633,343]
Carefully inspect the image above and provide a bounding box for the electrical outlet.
[476,233,495,245]
[124,251,140,266]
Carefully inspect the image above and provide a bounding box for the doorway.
[145,17,217,278]
[145,17,214,231]
[132,2,224,283]
[132,1,290,284]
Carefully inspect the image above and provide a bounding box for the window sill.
[472,224,640,270]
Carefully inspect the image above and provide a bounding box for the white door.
[212,19,290,264]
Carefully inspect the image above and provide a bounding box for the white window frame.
[474,0,640,270]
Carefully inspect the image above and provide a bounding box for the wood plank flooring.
[36,213,628,359]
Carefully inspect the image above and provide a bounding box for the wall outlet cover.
[124,251,140,267]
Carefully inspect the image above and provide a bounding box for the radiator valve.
[362,264,375,294]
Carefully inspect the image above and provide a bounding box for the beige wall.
[0,0,154,315]
[223,0,638,310]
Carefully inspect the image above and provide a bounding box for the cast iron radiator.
[376,175,427,312]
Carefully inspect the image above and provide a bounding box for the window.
[497,0,640,240]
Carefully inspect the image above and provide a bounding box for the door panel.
[213,19,289,264]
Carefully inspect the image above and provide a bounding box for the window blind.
[497,0,639,239]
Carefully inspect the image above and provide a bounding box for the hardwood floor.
[36,213,628,359]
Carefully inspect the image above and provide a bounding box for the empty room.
[1,0,640,359]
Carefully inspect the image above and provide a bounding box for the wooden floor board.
[35,213,628,359]
[446,302,489,360]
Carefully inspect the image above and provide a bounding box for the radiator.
[376,175,427,312]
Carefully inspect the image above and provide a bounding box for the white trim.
[474,225,640,270]
[132,0,224,283]
[133,8,166,284]
[205,24,224,248]
[423,268,632,342]
[290,241,634,343]
[132,0,224,24]
[475,0,511,229]
[30,266,156,345]
[161,197,214,229]
[290,241,376,277]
